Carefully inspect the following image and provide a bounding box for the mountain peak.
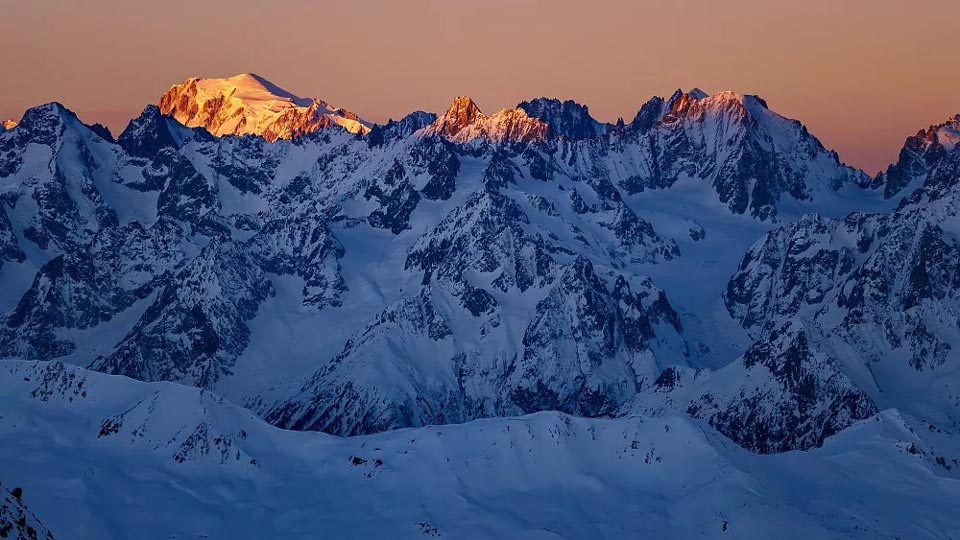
[630,89,710,133]
[215,73,313,107]
[419,97,549,144]
[873,112,960,197]
[118,104,181,157]
[22,101,74,118]
[367,111,438,146]
[440,96,485,134]
[666,91,709,116]
[157,74,371,141]
[662,90,775,124]
[516,97,607,141]
[15,102,79,139]
[449,95,482,112]
[930,114,960,151]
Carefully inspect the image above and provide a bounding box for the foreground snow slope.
[1,360,958,539]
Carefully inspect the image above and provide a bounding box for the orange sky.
[1,0,958,174]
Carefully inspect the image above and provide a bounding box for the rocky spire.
[419,96,549,144]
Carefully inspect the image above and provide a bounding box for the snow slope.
[2,360,958,540]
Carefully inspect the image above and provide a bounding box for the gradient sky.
[2,0,958,174]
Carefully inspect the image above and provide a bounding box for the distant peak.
[19,102,77,126]
[667,91,712,116]
[630,89,711,133]
[664,90,756,119]
[6,102,82,144]
[157,74,370,139]
[517,97,606,141]
[623,87,792,136]
[420,96,549,143]
[118,104,179,157]
[446,96,484,119]
[85,122,114,142]
[518,97,589,110]
[432,96,486,138]
[709,90,746,100]
[27,101,71,115]
[231,72,266,82]
[923,113,960,151]
[367,110,439,146]
[925,113,960,133]
[167,73,310,106]
[223,73,310,105]
[517,96,592,114]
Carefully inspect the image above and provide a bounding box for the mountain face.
[265,257,687,435]
[614,90,870,219]
[367,111,438,145]
[3,359,959,540]
[873,114,960,198]
[725,124,960,428]
[517,98,608,140]
[157,73,371,141]
[628,88,706,132]
[627,320,878,453]
[0,103,121,260]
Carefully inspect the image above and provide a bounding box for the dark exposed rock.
[0,481,55,540]
[517,98,607,141]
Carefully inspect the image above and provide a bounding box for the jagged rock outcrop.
[0,481,55,540]
[873,114,960,198]
[628,89,704,133]
[367,111,438,146]
[517,98,608,140]
[629,321,876,453]
[418,96,550,144]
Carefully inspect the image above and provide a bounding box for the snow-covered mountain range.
[1,73,958,538]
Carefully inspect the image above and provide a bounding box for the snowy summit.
[157,73,371,141]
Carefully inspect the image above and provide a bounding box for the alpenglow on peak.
[157,73,371,141]
[417,96,550,144]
